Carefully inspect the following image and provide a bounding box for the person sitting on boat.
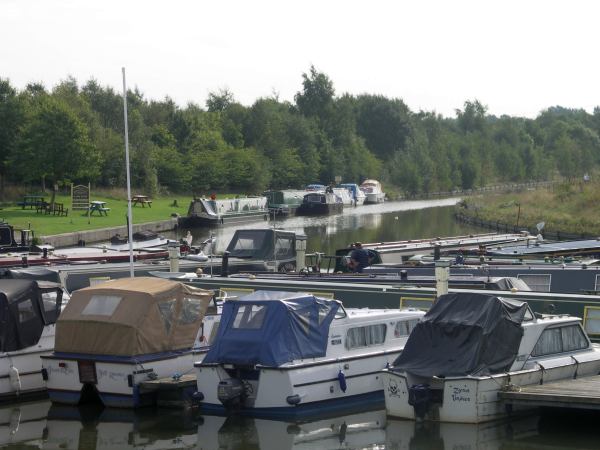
[349,242,370,273]
[326,182,334,193]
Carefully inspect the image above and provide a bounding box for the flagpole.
[122,67,135,277]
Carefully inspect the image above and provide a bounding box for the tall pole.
[122,67,135,277]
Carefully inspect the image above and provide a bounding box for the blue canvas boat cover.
[203,290,340,367]
[393,292,527,377]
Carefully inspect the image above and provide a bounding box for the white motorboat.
[360,179,385,204]
[41,277,215,408]
[381,292,600,423]
[194,290,425,418]
[332,187,354,206]
[340,183,366,206]
[0,279,64,401]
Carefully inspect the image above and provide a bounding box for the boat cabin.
[53,277,213,356]
[0,222,33,253]
[0,279,64,353]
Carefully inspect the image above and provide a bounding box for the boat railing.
[305,252,343,273]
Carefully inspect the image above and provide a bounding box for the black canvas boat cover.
[0,279,45,352]
[393,292,527,377]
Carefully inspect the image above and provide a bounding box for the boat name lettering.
[331,338,342,345]
[47,366,74,376]
[451,386,471,402]
[97,368,126,381]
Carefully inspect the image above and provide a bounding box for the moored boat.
[194,290,425,418]
[263,189,305,216]
[180,196,268,227]
[340,183,366,205]
[0,279,64,401]
[381,292,600,423]
[295,192,343,216]
[41,277,215,408]
[360,179,385,204]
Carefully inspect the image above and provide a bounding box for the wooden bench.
[45,202,69,216]
[132,195,152,208]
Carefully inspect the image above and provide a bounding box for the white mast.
[122,67,135,277]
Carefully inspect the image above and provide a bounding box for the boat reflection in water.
[0,400,50,447]
[197,409,387,450]
[5,401,600,449]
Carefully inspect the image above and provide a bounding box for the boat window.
[17,299,36,324]
[207,320,220,345]
[0,227,12,246]
[561,325,589,352]
[583,306,600,336]
[233,304,266,329]
[41,289,61,323]
[275,236,294,259]
[594,274,600,292]
[318,302,335,325]
[517,274,551,292]
[228,231,267,258]
[532,325,589,357]
[82,295,121,316]
[394,319,420,337]
[158,299,177,334]
[345,324,387,349]
[178,296,204,325]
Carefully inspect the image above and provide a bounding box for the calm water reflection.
[174,198,484,255]
[3,400,600,449]
[5,200,598,450]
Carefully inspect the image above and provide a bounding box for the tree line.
[1,66,600,198]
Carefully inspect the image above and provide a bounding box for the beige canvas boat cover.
[55,277,212,356]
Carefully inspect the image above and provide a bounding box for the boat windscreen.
[226,230,269,258]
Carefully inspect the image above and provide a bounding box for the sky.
[1,0,599,119]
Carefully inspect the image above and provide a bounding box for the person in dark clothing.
[349,242,369,273]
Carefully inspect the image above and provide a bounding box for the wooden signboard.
[71,183,90,210]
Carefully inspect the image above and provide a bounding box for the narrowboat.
[263,190,305,216]
[295,192,343,216]
[180,196,268,227]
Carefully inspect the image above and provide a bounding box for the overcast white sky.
[2,0,598,118]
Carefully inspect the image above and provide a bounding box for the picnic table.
[89,201,110,216]
[132,195,152,208]
[19,195,46,209]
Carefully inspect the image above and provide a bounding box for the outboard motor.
[217,378,246,408]
[408,383,432,419]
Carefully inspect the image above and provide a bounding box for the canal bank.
[39,218,178,247]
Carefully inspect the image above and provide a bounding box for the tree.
[206,88,235,112]
[14,97,100,189]
[294,65,335,122]
[0,79,24,197]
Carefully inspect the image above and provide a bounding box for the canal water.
[3,198,600,449]
[176,198,485,256]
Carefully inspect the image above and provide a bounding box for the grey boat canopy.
[393,292,528,377]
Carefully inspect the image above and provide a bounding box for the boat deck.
[499,374,600,411]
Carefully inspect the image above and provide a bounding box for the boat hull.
[195,350,401,419]
[0,327,55,402]
[42,350,207,408]
[382,356,600,423]
[296,203,343,216]
[364,192,385,204]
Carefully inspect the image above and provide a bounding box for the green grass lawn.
[1,194,190,236]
